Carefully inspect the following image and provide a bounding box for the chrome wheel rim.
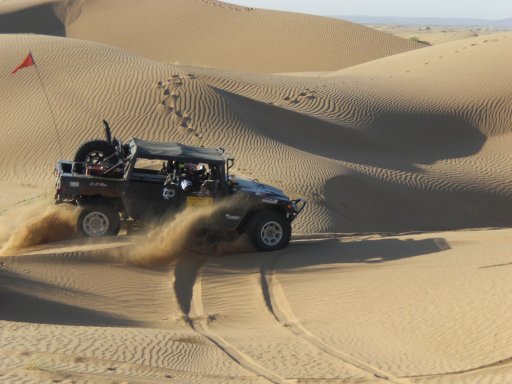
[83,211,110,237]
[260,221,283,247]
[86,151,108,165]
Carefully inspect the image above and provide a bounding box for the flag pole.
[30,51,64,158]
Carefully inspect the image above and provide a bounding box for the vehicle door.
[123,159,181,221]
[182,163,224,211]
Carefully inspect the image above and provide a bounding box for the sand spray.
[109,201,254,266]
[0,199,78,255]
[0,197,253,262]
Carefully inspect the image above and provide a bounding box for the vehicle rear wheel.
[246,210,291,251]
[78,206,121,237]
[74,140,116,165]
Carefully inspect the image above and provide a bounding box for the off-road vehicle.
[54,121,306,251]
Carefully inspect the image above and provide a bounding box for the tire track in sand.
[260,251,412,384]
[173,256,292,384]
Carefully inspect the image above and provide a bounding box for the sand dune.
[2,31,512,232]
[373,24,512,46]
[1,1,512,383]
[0,244,257,383]
[3,229,512,383]
[1,34,342,232]
[61,0,423,73]
[274,230,512,380]
[407,30,479,45]
[189,32,512,232]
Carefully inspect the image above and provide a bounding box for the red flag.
[11,53,35,75]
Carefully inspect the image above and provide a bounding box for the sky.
[228,0,512,20]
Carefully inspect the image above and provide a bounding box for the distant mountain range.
[336,16,512,27]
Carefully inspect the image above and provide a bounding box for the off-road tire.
[74,140,115,165]
[77,206,121,237]
[246,210,291,251]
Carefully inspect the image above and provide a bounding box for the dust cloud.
[110,203,254,266]
[0,198,253,262]
[0,201,78,255]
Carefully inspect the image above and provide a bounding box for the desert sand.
[1,0,512,383]
[371,24,512,45]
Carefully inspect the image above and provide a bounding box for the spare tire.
[74,140,116,165]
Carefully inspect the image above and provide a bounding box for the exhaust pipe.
[103,119,112,144]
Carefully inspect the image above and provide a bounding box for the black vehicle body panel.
[55,138,305,232]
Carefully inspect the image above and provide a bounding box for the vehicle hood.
[233,177,288,199]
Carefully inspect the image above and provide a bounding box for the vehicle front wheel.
[246,210,291,251]
[78,206,121,237]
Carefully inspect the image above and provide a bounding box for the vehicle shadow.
[201,235,450,275]
[277,236,450,270]
[173,256,207,317]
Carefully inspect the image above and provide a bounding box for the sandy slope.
[0,242,259,383]
[190,32,512,233]
[2,31,512,231]
[62,0,422,73]
[0,34,343,232]
[372,24,512,46]
[272,229,512,382]
[1,1,512,383]
[2,229,512,383]
[401,30,479,45]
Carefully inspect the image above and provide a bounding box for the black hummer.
[54,122,306,251]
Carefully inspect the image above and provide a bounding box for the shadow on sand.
[173,256,206,317]
[0,4,65,36]
[169,236,450,318]
[0,235,449,326]
[277,236,450,270]
[214,88,486,170]
[323,172,512,234]
[0,268,138,327]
